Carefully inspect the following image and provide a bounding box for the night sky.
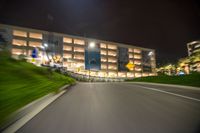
[0,0,200,66]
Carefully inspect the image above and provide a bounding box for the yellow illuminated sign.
[126,62,135,70]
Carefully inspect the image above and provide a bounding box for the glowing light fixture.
[44,43,48,48]
[148,51,153,56]
[89,42,95,48]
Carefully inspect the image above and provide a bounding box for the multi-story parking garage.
[0,23,156,78]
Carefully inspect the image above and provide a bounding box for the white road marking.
[136,85,200,102]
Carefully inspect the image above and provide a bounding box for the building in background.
[187,41,200,72]
[0,23,156,78]
[187,40,200,56]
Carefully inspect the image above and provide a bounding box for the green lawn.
[127,73,200,87]
[0,51,75,125]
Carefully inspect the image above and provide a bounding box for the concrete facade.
[0,23,156,78]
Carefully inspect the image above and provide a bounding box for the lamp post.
[40,43,48,65]
[88,42,96,81]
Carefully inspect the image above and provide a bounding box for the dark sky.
[0,0,200,66]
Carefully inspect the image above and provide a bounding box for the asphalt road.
[17,83,200,133]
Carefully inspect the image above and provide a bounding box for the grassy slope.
[0,52,75,125]
[127,73,200,87]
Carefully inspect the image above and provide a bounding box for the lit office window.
[98,72,107,77]
[108,51,117,56]
[63,45,72,51]
[100,43,107,49]
[108,57,117,63]
[135,73,142,77]
[12,39,27,46]
[128,48,133,52]
[134,54,142,59]
[63,62,71,67]
[74,39,85,45]
[134,60,141,65]
[108,64,117,70]
[135,66,142,71]
[107,44,117,50]
[101,57,107,62]
[74,47,84,52]
[74,54,84,60]
[29,32,42,39]
[63,37,72,43]
[142,73,149,77]
[101,50,107,55]
[63,53,72,59]
[11,48,26,55]
[129,53,133,58]
[75,62,84,67]
[101,64,107,69]
[127,72,134,77]
[29,41,42,47]
[149,73,156,76]
[108,72,117,77]
[134,49,141,54]
[13,30,27,37]
[118,72,126,77]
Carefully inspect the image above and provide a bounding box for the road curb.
[1,84,73,133]
[127,82,200,90]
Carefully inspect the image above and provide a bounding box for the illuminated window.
[29,32,42,39]
[108,64,117,70]
[108,72,117,77]
[135,73,142,77]
[128,48,133,52]
[101,64,107,69]
[100,43,107,48]
[101,50,107,55]
[127,72,134,77]
[142,73,149,77]
[134,60,141,65]
[63,53,72,59]
[12,48,26,55]
[63,45,72,51]
[107,44,117,50]
[129,53,133,58]
[29,41,42,47]
[135,66,142,71]
[118,72,126,77]
[134,54,142,59]
[63,62,71,67]
[63,37,72,43]
[101,57,107,62]
[108,51,117,56]
[74,39,85,45]
[12,39,27,46]
[74,54,84,60]
[74,47,84,52]
[13,30,27,37]
[98,72,107,77]
[149,73,156,76]
[134,49,141,54]
[108,57,117,63]
[75,62,84,67]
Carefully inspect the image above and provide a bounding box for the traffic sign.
[126,62,135,70]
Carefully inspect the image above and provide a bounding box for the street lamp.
[148,51,153,56]
[44,43,48,48]
[41,43,49,65]
[88,42,96,81]
[89,42,95,49]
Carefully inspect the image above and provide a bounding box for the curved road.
[17,83,200,133]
